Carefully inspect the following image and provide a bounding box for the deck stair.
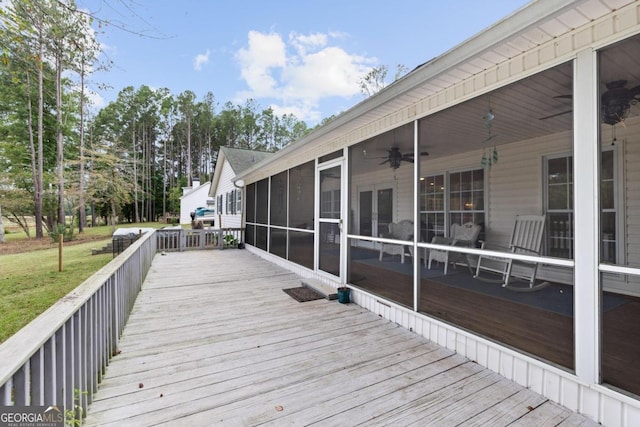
[301,277,338,300]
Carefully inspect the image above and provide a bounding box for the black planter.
[337,287,351,304]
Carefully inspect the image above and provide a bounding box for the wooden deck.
[85,250,598,426]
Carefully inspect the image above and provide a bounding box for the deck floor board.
[85,250,598,426]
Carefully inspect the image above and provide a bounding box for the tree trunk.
[78,63,86,232]
[132,116,139,223]
[0,205,5,243]
[25,71,39,239]
[35,26,45,239]
[56,51,65,226]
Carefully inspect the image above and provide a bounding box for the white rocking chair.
[474,215,545,288]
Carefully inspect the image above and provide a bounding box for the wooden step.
[301,278,339,300]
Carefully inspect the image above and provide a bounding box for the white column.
[573,48,599,384]
[413,120,420,311]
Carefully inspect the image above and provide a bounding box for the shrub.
[49,223,75,243]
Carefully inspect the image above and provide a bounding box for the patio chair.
[427,222,481,275]
[379,220,414,263]
[474,215,545,288]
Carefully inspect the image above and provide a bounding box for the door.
[318,163,342,278]
[358,185,394,237]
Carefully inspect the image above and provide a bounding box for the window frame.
[419,167,486,241]
[235,189,243,214]
[543,146,620,262]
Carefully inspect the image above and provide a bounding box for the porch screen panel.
[245,183,256,246]
[256,225,268,251]
[245,224,255,246]
[270,171,287,227]
[288,231,314,269]
[289,161,314,230]
[246,183,256,223]
[269,228,287,259]
[347,125,415,310]
[256,178,269,225]
[599,34,640,397]
[417,61,575,371]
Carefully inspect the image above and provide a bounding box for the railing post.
[1,378,12,405]
[55,327,65,406]
[13,364,28,405]
[43,336,56,406]
[31,347,44,406]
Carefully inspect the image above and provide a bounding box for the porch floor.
[85,250,597,426]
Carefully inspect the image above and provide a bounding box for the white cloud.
[193,49,210,71]
[234,30,377,122]
[289,31,327,56]
[235,31,286,97]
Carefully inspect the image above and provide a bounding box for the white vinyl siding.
[212,158,242,229]
[179,182,211,224]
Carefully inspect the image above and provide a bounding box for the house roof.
[209,147,274,196]
[220,146,273,175]
[179,181,210,200]
[235,0,637,182]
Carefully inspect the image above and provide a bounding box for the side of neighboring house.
[179,180,212,225]
[209,147,273,230]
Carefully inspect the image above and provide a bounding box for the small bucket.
[337,287,351,304]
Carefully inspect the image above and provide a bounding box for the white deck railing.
[156,228,244,251]
[0,227,243,418]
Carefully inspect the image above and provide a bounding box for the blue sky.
[79,0,531,125]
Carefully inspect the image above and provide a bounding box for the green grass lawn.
[0,222,165,343]
[0,241,113,343]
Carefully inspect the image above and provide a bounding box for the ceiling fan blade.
[379,159,389,165]
[553,94,573,100]
[539,110,572,120]
[403,158,415,163]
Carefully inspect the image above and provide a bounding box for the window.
[226,191,237,214]
[545,155,573,258]
[600,150,617,263]
[420,168,484,242]
[235,189,242,214]
[420,174,445,242]
[449,169,484,228]
[217,195,223,215]
[544,149,617,261]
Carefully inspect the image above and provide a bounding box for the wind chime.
[480,101,498,169]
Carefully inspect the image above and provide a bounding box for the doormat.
[283,286,324,302]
